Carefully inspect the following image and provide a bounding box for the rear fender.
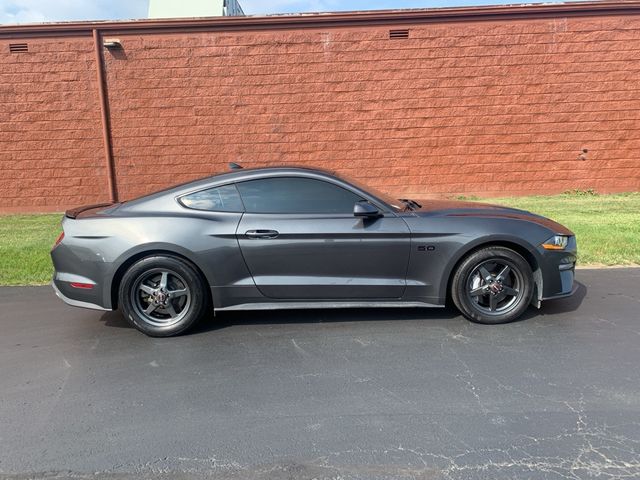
[107,243,214,310]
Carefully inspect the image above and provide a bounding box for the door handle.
[245,229,279,239]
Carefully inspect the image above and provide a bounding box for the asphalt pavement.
[1,268,639,480]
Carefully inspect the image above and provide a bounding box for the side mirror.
[354,201,381,218]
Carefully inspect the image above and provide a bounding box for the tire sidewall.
[452,247,534,325]
[119,255,208,337]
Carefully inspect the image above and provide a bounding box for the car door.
[235,176,411,299]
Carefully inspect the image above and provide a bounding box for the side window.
[179,184,244,212]
[236,177,364,214]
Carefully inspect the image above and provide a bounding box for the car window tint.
[180,184,244,212]
[236,177,364,214]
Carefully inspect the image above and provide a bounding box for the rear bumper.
[51,235,116,310]
[51,280,111,312]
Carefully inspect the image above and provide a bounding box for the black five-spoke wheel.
[452,247,534,324]
[132,270,191,327]
[119,255,209,336]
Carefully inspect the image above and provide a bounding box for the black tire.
[119,255,209,337]
[451,246,533,325]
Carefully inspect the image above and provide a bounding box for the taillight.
[53,232,65,249]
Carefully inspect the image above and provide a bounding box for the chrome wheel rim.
[465,259,524,316]
[131,269,191,327]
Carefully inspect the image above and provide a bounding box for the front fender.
[437,234,544,303]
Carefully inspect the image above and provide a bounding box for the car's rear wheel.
[119,255,208,337]
[451,247,533,325]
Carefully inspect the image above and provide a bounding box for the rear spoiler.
[65,203,115,219]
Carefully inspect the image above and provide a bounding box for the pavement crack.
[291,338,310,357]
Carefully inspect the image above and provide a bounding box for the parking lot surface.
[1,268,639,480]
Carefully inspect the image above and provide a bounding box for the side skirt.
[215,301,445,312]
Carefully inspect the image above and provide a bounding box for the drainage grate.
[9,43,28,53]
[389,29,410,40]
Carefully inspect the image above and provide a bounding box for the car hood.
[409,199,573,235]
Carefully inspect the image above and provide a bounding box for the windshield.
[334,172,404,211]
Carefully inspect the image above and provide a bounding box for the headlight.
[541,235,569,250]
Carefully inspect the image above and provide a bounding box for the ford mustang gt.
[51,166,577,336]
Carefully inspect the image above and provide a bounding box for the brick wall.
[1,9,640,212]
[0,37,108,211]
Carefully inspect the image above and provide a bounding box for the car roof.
[211,166,336,181]
[182,166,339,191]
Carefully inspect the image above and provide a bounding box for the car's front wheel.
[451,247,534,325]
[119,255,209,337]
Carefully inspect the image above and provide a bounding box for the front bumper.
[538,236,578,302]
[542,283,578,301]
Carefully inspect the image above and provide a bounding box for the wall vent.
[9,43,29,53]
[389,29,410,40]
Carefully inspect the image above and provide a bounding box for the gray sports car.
[51,166,577,337]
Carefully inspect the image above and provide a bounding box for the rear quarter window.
[179,184,244,212]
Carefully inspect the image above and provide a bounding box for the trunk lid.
[65,203,119,219]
